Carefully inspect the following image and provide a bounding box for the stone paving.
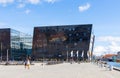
[0,62,120,78]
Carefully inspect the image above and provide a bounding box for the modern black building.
[32,24,94,61]
[0,28,32,61]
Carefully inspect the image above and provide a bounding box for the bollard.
[109,65,113,71]
[105,65,109,70]
[101,63,104,68]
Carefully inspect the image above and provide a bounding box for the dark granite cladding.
[32,24,93,61]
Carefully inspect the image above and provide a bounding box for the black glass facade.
[0,28,10,61]
[0,28,32,61]
[32,24,94,61]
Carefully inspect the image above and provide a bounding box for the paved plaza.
[0,62,120,78]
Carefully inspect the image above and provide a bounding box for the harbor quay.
[0,62,120,78]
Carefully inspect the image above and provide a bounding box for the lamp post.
[5,49,9,65]
[67,51,68,62]
[76,50,79,62]
[7,49,9,62]
[71,50,73,63]
[1,42,2,62]
[74,43,77,61]
[66,45,68,62]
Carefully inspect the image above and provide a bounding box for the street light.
[7,49,9,62]
[5,49,9,65]
[76,50,79,62]
[1,42,2,62]
[71,50,73,63]
[66,45,68,62]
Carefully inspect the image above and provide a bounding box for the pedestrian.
[24,59,27,69]
[26,58,30,69]
[24,58,30,69]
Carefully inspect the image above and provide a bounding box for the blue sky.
[0,0,120,56]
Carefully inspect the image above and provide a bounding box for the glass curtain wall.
[20,33,32,59]
[11,29,32,60]
[11,29,21,60]
[0,28,32,61]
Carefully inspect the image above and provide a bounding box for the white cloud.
[44,0,58,3]
[17,0,23,2]
[0,22,6,27]
[27,0,41,4]
[0,0,14,7]
[94,36,120,56]
[97,36,120,42]
[0,0,59,7]
[25,9,31,14]
[94,46,107,56]
[78,3,91,12]
[0,22,11,28]
[17,3,25,8]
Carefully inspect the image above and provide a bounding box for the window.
[69,34,72,36]
[79,38,82,42]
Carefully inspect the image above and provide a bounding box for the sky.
[0,0,120,56]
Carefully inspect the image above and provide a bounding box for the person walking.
[24,58,30,69]
[26,58,30,69]
[24,59,27,69]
